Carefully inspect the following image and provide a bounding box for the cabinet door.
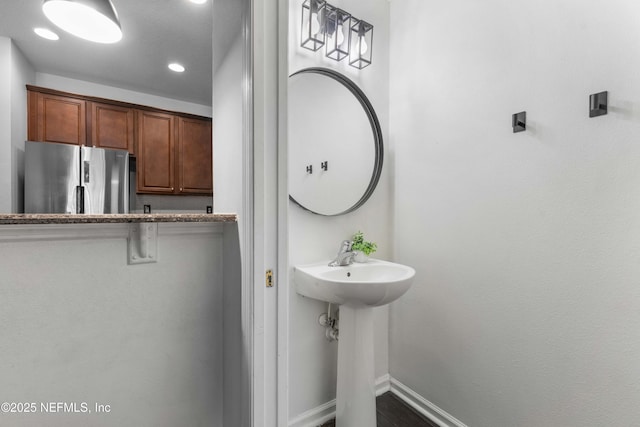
[177,117,213,195]
[136,110,175,194]
[91,102,135,154]
[29,92,86,145]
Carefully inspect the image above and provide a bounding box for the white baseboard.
[375,373,392,395]
[389,377,468,427]
[288,399,336,427]
[288,375,467,427]
[288,374,392,427]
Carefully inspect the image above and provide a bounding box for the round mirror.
[288,68,383,216]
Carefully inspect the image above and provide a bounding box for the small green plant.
[351,231,377,256]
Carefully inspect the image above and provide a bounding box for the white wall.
[0,38,35,214]
[35,73,212,117]
[213,33,244,216]
[212,3,247,424]
[0,222,227,427]
[10,40,35,213]
[389,1,640,426]
[288,0,391,420]
[0,38,11,213]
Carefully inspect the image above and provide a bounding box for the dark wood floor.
[320,392,438,427]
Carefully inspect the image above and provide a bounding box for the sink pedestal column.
[336,305,376,427]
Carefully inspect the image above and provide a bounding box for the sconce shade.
[42,0,122,44]
[349,19,373,69]
[301,0,326,51]
[325,5,351,61]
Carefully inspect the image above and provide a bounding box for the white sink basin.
[294,259,415,307]
[294,258,416,426]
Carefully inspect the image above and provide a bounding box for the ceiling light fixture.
[42,0,123,44]
[168,63,185,73]
[34,28,60,41]
[189,0,207,4]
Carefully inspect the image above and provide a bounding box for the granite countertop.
[0,213,237,225]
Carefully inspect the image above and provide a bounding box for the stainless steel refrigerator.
[25,141,129,214]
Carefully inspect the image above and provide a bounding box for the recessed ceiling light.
[34,28,60,41]
[168,63,185,73]
[190,0,207,4]
[42,0,123,44]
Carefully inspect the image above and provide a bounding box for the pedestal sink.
[294,259,415,427]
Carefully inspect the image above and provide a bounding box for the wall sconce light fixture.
[349,19,373,69]
[325,5,351,61]
[301,0,326,51]
[301,1,373,68]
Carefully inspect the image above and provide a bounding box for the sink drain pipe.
[318,303,339,341]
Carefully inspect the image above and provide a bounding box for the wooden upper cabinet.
[178,117,213,195]
[90,102,135,154]
[28,91,86,145]
[136,110,176,194]
[137,114,213,196]
[26,86,213,197]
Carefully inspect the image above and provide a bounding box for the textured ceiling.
[0,0,242,106]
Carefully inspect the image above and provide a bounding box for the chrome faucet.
[329,240,355,267]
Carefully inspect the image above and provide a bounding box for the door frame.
[243,0,290,425]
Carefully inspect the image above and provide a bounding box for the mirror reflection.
[289,68,383,216]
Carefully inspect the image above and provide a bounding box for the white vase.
[354,251,370,263]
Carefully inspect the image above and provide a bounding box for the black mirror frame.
[288,67,384,216]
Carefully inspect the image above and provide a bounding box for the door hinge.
[266,269,274,288]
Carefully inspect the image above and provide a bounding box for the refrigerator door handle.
[76,186,85,214]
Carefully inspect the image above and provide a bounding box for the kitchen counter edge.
[0,213,237,225]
